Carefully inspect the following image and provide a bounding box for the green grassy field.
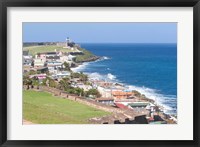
[75,47,96,62]
[23,45,96,62]
[23,90,110,124]
[23,45,72,56]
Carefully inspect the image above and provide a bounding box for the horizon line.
[23,42,177,44]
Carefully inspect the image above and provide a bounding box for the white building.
[51,71,70,79]
[34,58,46,67]
[47,61,63,69]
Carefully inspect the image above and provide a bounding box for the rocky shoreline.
[76,56,100,63]
[72,56,101,67]
[71,54,177,123]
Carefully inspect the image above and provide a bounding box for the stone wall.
[40,86,125,114]
[40,86,61,96]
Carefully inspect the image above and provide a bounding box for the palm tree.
[74,88,85,97]
[58,77,70,90]
[70,72,80,79]
[79,72,88,83]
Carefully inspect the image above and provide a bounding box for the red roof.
[115,102,129,109]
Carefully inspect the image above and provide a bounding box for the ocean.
[73,43,177,115]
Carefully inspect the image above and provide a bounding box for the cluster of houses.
[87,79,170,123]
[23,50,76,78]
[90,80,151,106]
[23,48,158,114]
[23,38,84,80]
[23,39,174,124]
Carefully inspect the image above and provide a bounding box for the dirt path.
[23,119,35,125]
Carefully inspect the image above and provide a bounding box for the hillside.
[23,90,110,124]
[23,45,73,56]
[23,45,99,63]
[75,47,99,63]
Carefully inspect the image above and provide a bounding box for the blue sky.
[23,22,177,43]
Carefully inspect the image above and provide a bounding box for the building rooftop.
[95,98,114,101]
[46,56,60,60]
[128,102,149,107]
[112,91,133,96]
[40,52,57,55]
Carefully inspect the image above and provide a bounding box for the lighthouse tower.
[66,37,70,47]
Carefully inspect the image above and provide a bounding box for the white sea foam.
[72,65,177,114]
[87,72,105,80]
[127,85,177,114]
[95,56,111,62]
[71,56,177,115]
[88,72,117,82]
[71,56,110,72]
[71,62,90,72]
[87,72,177,114]
[102,56,111,60]
[107,73,116,80]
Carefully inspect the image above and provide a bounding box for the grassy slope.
[75,47,96,62]
[23,45,72,56]
[23,45,96,62]
[23,90,110,124]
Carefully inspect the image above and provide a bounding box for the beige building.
[34,58,46,67]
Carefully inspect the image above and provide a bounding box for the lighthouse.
[66,37,70,47]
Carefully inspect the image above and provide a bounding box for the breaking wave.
[87,72,177,114]
[102,56,111,60]
[127,85,177,114]
[95,56,111,62]
[87,72,117,82]
[71,56,111,72]
[71,56,177,115]
[107,73,116,80]
[71,62,90,72]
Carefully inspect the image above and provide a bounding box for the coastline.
[23,43,177,123]
[75,56,101,63]
[72,56,177,120]
[71,56,100,68]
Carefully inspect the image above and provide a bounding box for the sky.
[23,22,177,43]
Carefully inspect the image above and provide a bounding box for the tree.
[79,88,85,97]
[63,61,71,72]
[41,78,48,86]
[70,72,88,83]
[70,72,80,79]
[65,87,85,97]
[58,77,71,90]
[23,75,33,90]
[79,72,88,83]
[49,79,57,88]
[85,89,101,98]
[32,77,40,89]
[41,77,57,88]
[24,70,37,76]
[75,88,85,96]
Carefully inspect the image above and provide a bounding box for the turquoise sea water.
[74,43,177,114]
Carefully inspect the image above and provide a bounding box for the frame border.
[0,0,199,146]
